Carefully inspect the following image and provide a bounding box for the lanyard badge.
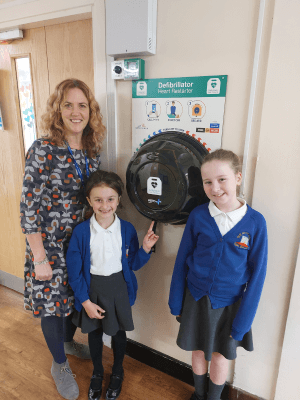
[65,141,90,215]
[65,141,90,187]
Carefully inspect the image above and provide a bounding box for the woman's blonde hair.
[201,149,242,174]
[40,78,105,158]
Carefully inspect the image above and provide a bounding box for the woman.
[20,79,105,400]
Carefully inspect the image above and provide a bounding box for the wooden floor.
[0,285,193,400]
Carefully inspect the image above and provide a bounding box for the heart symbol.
[25,116,30,122]
[151,182,157,188]
[211,81,217,88]
[140,84,144,90]
[23,109,29,115]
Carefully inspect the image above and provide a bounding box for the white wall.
[1,1,300,399]
[0,0,93,29]
[236,0,300,398]
[274,244,300,400]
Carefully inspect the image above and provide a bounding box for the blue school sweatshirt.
[66,218,151,312]
[168,203,268,341]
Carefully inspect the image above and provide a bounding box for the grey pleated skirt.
[72,271,134,336]
[177,287,253,361]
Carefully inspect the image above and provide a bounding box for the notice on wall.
[132,75,227,153]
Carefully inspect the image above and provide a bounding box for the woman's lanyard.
[65,141,90,188]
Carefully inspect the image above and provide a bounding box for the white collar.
[208,197,247,221]
[91,213,120,234]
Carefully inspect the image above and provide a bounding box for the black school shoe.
[105,373,124,400]
[88,374,103,400]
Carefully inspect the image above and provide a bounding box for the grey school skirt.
[177,287,253,361]
[72,271,134,336]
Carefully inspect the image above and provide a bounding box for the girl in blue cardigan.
[66,170,158,400]
[169,149,268,400]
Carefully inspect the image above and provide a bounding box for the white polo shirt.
[89,213,123,276]
[208,197,247,236]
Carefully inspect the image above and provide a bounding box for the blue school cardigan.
[168,203,268,341]
[66,218,151,312]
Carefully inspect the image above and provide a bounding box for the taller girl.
[169,149,268,400]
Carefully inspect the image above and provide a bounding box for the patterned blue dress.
[20,138,101,318]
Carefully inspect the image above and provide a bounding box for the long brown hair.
[40,79,105,158]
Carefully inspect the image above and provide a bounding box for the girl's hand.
[82,299,105,319]
[142,221,159,253]
[35,263,53,281]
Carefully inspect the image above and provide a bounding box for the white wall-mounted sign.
[132,75,228,153]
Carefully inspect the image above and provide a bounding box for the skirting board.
[125,339,264,400]
[0,270,23,294]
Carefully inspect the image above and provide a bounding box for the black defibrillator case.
[126,131,209,224]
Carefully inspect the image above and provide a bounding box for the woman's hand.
[26,233,53,281]
[82,299,105,319]
[142,221,159,253]
[35,263,53,281]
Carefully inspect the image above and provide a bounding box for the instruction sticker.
[147,177,162,195]
[132,75,227,153]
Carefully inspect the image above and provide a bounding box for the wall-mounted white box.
[111,60,125,79]
[0,29,23,41]
[106,0,157,58]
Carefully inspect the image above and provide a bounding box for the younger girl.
[66,170,159,400]
[169,149,268,400]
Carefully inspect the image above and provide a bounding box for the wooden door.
[45,20,94,93]
[0,19,94,281]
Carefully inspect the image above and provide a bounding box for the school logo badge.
[235,232,251,249]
